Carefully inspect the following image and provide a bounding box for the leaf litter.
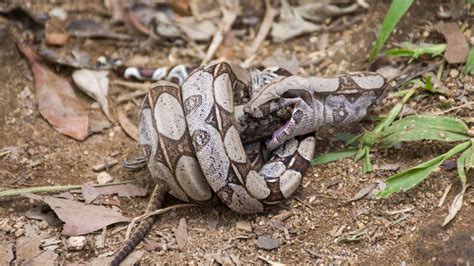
[16,43,89,141]
[22,193,130,236]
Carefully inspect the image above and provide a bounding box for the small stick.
[113,80,151,91]
[118,90,148,103]
[246,0,278,56]
[438,183,452,207]
[92,158,119,172]
[433,101,474,115]
[294,196,316,211]
[125,203,199,239]
[201,1,239,65]
[0,181,132,198]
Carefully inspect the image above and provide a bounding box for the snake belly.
[182,62,315,213]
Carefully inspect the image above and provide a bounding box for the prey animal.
[111,62,386,265]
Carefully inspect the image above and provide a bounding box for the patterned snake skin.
[111,62,387,264]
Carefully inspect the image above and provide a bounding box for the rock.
[256,235,279,250]
[236,220,252,233]
[49,7,67,20]
[96,172,113,185]
[67,236,86,251]
[449,69,460,79]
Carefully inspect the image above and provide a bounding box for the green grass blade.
[464,47,474,74]
[379,116,470,146]
[362,147,372,173]
[464,140,474,171]
[457,150,467,188]
[383,116,469,135]
[311,148,358,166]
[381,130,470,147]
[369,0,414,63]
[335,132,356,144]
[377,141,470,198]
[385,43,446,60]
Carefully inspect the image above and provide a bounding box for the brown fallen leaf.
[117,109,139,141]
[16,43,89,140]
[175,218,188,250]
[435,22,470,64]
[23,193,130,236]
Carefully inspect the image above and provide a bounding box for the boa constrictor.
[112,62,386,265]
[139,62,318,213]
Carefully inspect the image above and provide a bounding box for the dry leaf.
[122,250,145,266]
[175,218,188,250]
[67,19,133,40]
[38,47,92,69]
[442,188,466,227]
[262,49,299,74]
[295,2,359,23]
[81,183,100,204]
[256,235,279,250]
[117,110,139,141]
[271,0,321,43]
[177,17,217,42]
[15,232,42,264]
[0,243,14,265]
[435,22,470,64]
[347,182,379,202]
[25,206,62,226]
[72,69,112,121]
[23,193,130,236]
[30,250,59,265]
[17,43,89,140]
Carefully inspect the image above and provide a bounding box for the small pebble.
[49,7,67,20]
[97,172,113,184]
[14,228,25,237]
[236,220,252,233]
[38,221,49,230]
[67,236,86,250]
[449,69,459,79]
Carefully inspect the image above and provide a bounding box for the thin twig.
[125,203,199,239]
[433,101,474,115]
[113,80,151,91]
[246,0,278,56]
[294,196,315,212]
[438,183,452,207]
[0,180,133,198]
[201,0,239,65]
[118,90,148,103]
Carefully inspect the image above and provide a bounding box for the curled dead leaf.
[72,69,112,121]
[117,110,139,141]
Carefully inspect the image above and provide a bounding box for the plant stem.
[0,180,133,198]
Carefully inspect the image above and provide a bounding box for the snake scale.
[111,62,386,264]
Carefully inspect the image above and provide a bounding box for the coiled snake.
[111,62,386,265]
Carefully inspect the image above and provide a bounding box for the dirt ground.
[1,0,473,265]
